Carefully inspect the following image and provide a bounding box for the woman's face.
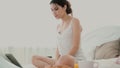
[50,3,66,19]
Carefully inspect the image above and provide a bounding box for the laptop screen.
[5,54,23,68]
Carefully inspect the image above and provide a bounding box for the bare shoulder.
[72,17,82,31]
[72,17,80,23]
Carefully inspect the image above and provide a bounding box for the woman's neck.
[61,15,72,24]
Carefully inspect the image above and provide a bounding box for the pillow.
[81,26,120,60]
[94,38,120,60]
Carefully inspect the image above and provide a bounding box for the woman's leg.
[32,55,55,68]
[116,56,120,64]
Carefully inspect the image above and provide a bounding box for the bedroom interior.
[0,26,120,68]
[0,0,120,68]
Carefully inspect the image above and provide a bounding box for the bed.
[18,26,120,68]
[81,25,120,68]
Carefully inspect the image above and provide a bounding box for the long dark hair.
[50,0,72,15]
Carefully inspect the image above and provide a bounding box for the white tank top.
[56,18,85,60]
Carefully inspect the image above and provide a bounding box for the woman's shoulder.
[72,17,82,31]
[71,17,81,25]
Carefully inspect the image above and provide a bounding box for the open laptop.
[5,54,23,68]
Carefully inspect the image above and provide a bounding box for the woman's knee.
[32,55,39,65]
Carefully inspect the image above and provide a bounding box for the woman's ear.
[63,5,67,10]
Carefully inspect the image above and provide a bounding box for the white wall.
[0,0,120,48]
[71,0,120,35]
[0,0,57,48]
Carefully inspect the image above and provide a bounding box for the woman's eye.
[55,7,58,10]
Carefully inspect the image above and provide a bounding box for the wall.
[71,0,120,35]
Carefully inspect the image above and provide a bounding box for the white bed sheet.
[1,56,120,68]
[81,26,120,60]
[22,58,120,68]
[95,58,120,68]
[22,64,36,68]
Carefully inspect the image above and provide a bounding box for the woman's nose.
[53,12,57,16]
[53,11,56,14]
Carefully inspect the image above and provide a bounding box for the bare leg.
[116,56,120,64]
[55,55,75,68]
[32,55,55,68]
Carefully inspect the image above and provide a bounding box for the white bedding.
[80,26,120,68]
[22,58,120,68]
[0,56,36,68]
[81,26,120,60]
[95,58,120,68]
[0,56,120,68]
[22,64,36,68]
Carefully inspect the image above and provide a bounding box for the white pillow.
[81,26,120,60]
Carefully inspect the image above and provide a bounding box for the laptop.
[5,54,23,68]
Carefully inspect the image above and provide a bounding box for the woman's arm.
[55,24,61,60]
[55,47,60,60]
[68,18,82,56]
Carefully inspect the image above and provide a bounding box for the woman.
[32,0,85,68]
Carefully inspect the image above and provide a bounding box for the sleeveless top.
[56,18,85,60]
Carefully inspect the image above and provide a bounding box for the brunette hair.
[50,0,72,15]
